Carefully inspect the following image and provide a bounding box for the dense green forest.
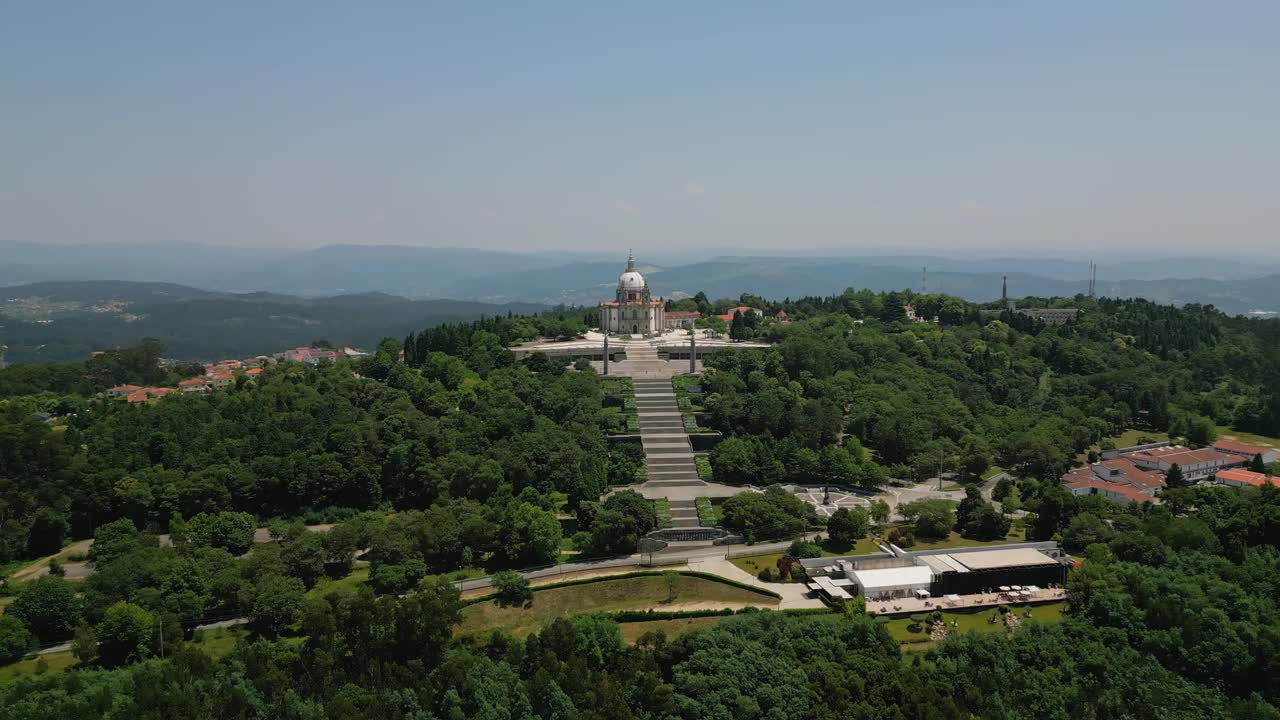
[0,281,555,363]
[705,291,1280,493]
[2,290,1280,716]
[0,482,1277,718]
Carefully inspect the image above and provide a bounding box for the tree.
[90,518,145,564]
[964,505,1011,541]
[493,570,532,608]
[826,507,869,548]
[280,531,326,588]
[1248,453,1267,474]
[241,574,305,637]
[898,499,955,540]
[180,512,256,555]
[1062,512,1114,552]
[955,487,984,532]
[25,508,69,557]
[602,490,658,536]
[0,615,34,664]
[589,509,638,556]
[869,499,891,526]
[1165,463,1186,489]
[498,502,562,567]
[9,576,82,642]
[95,602,154,667]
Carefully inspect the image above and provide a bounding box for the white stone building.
[599,253,665,336]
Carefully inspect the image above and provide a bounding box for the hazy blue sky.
[2,2,1277,255]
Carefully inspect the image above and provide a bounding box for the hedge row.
[465,569,783,605]
[610,605,840,623]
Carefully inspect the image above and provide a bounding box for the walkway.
[686,556,826,609]
[633,377,705,522]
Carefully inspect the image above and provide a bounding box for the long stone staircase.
[633,377,703,529]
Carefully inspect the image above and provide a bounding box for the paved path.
[686,556,825,609]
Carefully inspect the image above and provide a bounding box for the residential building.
[1121,446,1244,481]
[1215,468,1280,489]
[108,384,142,398]
[178,377,210,393]
[1062,458,1165,503]
[663,311,701,329]
[211,373,234,389]
[1213,439,1277,465]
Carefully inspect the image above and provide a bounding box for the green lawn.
[304,565,370,600]
[1215,426,1280,449]
[618,616,728,643]
[193,626,248,660]
[458,573,778,638]
[906,530,1021,551]
[883,601,1067,647]
[0,651,78,682]
[980,466,1006,481]
[0,596,13,616]
[1077,429,1172,462]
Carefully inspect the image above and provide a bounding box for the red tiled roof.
[212,373,233,380]
[1064,478,1151,502]
[716,314,733,322]
[178,378,207,387]
[245,367,262,375]
[775,310,788,318]
[1216,468,1280,488]
[1214,440,1272,457]
[1125,447,1238,467]
[110,384,142,393]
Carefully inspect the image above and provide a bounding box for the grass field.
[618,616,729,643]
[907,530,1022,551]
[193,626,248,660]
[458,574,779,638]
[980,466,1006,481]
[1215,426,1280,448]
[0,651,78,682]
[304,565,370,600]
[0,596,13,616]
[1076,429,1172,462]
[884,601,1066,647]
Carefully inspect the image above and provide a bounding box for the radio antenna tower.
[921,266,928,294]
[1088,261,1097,299]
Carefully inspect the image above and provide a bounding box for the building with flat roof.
[801,543,1068,601]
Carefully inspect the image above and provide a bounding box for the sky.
[2,2,1278,256]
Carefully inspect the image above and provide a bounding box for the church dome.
[618,269,646,290]
[617,252,646,290]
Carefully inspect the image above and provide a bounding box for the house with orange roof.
[1215,468,1280,489]
[1121,446,1244,481]
[126,387,174,404]
[1061,458,1165,504]
[108,384,142,398]
[178,377,210,393]
[210,373,234,390]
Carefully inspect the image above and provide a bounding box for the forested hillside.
[0,281,551,363]
[1,290,1279,717]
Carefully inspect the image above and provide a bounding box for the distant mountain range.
[3,242,1280,332]
[0,281,547,363]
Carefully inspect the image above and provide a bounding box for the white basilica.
[599,253,665,336]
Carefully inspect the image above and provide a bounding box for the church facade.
[599,253,665,336]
